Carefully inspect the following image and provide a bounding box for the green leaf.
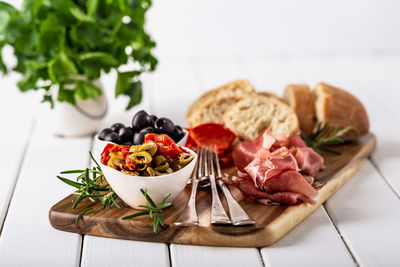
[79,52,118,66]
[74,80,102,101]
[157,203,172,210]
[141,188,156,208]
[75,207,93,223]
[86,0,98,16]
[125,81,142,110]
[57,176,83,189]
[48,52,77,83]
[0,2,17,35]
[57,86,75,105]
[161,193,171,205]
[70,6,94,22]
[115,71,137,97]
[122,210,150,220]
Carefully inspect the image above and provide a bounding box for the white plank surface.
[325,161,400,266]
[0,85,35,230]
[0,121,90,266]
[81,236,170,267]
[261,207,356,267]
[170,245,263,267]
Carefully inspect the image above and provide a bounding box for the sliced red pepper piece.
[100,144,114,165]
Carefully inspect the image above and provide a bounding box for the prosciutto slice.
[231,130,323,205]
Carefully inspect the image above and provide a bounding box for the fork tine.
[213,145,223,178]
[190,147,200,180]
[208,146,216,176]
[202,146,209,176]
[198,146,205,179]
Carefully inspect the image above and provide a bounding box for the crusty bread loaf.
[283,84,315,136]
[314,82,369,140]
[186,80,255,127]
[258,91,280,100]
[223,95,299,140]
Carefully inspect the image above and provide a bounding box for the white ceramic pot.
[52,80,107,137]
[102,147,197,209]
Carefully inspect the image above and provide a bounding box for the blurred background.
[1,0,400,127]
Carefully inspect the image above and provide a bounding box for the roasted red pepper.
[144,133,183,158]
[100,144,114,165]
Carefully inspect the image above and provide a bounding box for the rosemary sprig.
[122,189,172,233]
[57,151,121,223]
[301,123,353,155]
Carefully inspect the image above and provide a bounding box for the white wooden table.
[1,54,400,267]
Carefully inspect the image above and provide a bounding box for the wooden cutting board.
[49,134,376,247]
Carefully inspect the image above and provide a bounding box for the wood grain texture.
[49,134,376,247]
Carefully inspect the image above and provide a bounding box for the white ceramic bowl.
[101,147,197,209]
[92,129,188,163]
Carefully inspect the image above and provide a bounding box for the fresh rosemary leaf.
[122,210,150,220]
[76,208,93,224]
[123,190,172,233]
[60,170,86,174]
[141,189,156,208]
[57,176,83,189]
[73,193,86,209]
[161,193,171,204]
[301,123,353,155]
[157,203,172,210]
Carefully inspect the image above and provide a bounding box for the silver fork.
[206,146,231,224]
[212,146,255,225]
[174,147,201,226]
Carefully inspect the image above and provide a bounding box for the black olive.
[147,115,158,126]
[131,110,150,131]
[172,125,185,142]
[103,132,120,143]
[133,127,155,145]
[154,117,175,136]
[119,127,134,142]
[98,128,112,140]
[111,123,125,132]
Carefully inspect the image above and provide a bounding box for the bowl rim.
[95,128,189,145]
[101,146,197,181]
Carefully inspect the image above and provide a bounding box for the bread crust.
[314,83,369,140]
[283,84,315,136]
[223,95,299,140]
[186,80,255,127]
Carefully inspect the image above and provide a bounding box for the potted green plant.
[0,0,157,136]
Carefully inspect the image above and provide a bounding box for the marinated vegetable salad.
[101,133,194,176]
[98,110,186,146]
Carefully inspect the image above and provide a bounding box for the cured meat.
[232,131,275,171]
[293,146,324,176]
[231,129,323,205]
[232,175,318,205]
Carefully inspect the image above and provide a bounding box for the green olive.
[129,145,141,153]
[146,166,155,176]
[154,161,169,171]
[139,143,157,156]
[179,153,194,166]
[130,151,152,164]
[154,155,167,166]
[135,164,148,171]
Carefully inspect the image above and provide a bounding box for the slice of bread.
[283,84,315,136]
[223,95,299,140]
[314,82,369,140]
[186,80,255,127]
